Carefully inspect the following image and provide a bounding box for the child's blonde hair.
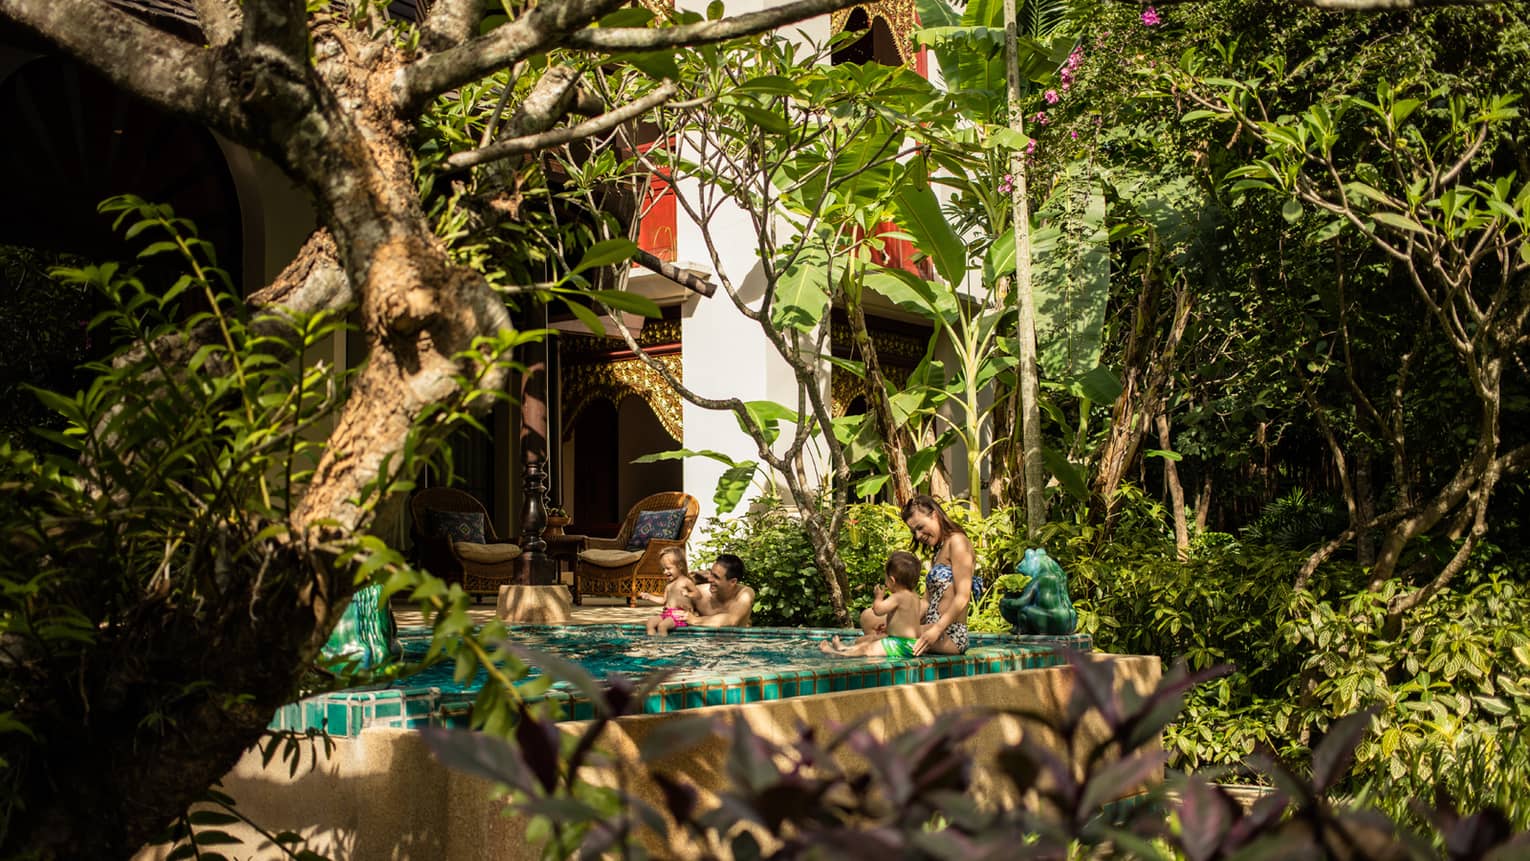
[658,546,687,570]
[885,550,921,590]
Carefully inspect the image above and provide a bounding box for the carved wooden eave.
[562,353,684,442]
[560,318,683,443]
[831,0,919,66]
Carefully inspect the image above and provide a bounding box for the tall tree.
[0,0,860,855]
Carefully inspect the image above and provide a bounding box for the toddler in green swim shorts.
[820,551,924,659]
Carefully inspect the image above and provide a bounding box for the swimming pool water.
[270,624,1093,736]
[400,626,845,692]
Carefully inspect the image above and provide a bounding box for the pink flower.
[1070,129,1079,140]
[1025,139,1037,155]
[1141,6,1160,26]
[1034,111,1049,125]
[1044,89,1060,104]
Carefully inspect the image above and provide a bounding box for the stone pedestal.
[496,584,572,624]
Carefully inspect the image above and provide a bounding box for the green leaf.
[742,400,799,445]
[734,75,800,97]
[560,298,607,336]
[985,126,1031,151]
[1042,447,1088,501]
[891,174,967,286]
[854,473,890,497]
[733,104,789,135]
[714,462,757,513]
[1371,211,1429,234]
[621,52,680,81]
[771,245,832,331]
[599,7,655,26]
[590,289,661,318]
[632,448,742,467]
[864,266,956,321]
[1072,366,1123,404]
[571,238,639,274]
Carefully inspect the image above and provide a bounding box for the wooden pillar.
[516,310,557,587]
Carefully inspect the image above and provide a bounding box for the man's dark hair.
[714,553,745,582]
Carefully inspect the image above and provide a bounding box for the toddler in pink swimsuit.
[642,547,696,637]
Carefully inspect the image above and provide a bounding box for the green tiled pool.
[271,625,1092,737]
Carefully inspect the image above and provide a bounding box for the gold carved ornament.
[831,0,919,66]
[562,354,684,443]
[830,365,913,418]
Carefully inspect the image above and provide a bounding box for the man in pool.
[683,553,754,627]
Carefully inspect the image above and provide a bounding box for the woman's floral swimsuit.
[922,562,984,654]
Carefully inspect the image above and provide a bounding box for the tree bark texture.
[1154,411,1189,559]
[1092,263,1192,526]
[1002,0,1045,532]
[847,298,914,505]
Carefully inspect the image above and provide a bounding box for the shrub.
[695,498,908,626]
[698,499,1046,628]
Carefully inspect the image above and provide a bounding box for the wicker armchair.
[572,492,699,606]
[409,487,522,600]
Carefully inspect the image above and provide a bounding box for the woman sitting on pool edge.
[859,494,983,656]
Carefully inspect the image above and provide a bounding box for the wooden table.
[544,533,587,603]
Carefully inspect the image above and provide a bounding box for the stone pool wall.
[133,655,1162,860]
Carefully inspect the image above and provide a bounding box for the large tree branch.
[420,0,489,52]
[502,65,592,139]
[1,0,226,120]
[248,230,353,316]
[633,249,716,297]
[565,0,863,51]
[396,0,627,114]
[191,0,242,46]
[443,82,676,172]
[240,0,310,78]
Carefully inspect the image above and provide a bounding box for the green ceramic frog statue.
[999,548,1077,636]
[321,582,400,669]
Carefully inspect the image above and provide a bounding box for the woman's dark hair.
[900,494,965,547]
[713,553,746,582]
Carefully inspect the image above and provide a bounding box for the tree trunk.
[847,298,913,505]
[1195,472,1213,533]
[1354,450,1375,564]
[1155,411,1189,559]
[1002,0,1045,534]
[1092,270,1191,526]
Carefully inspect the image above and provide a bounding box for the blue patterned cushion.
[626,508,686,550]
[425,509,486,544]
